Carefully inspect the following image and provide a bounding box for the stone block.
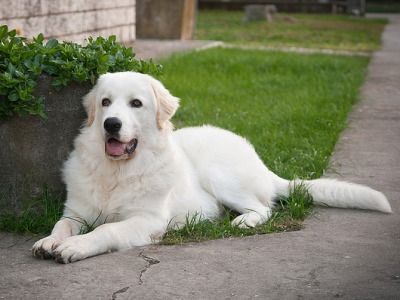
[244,4,278,22]
[136,0,196,40]
[347,0,366,16]
[0,76,91,213]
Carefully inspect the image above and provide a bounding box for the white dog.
[32,72,392,263]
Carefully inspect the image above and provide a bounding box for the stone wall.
[0,0,136,43]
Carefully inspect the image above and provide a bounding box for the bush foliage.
[0,25,161,119]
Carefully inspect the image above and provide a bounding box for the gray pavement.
[1,15,400,300]
[130,39,222,60]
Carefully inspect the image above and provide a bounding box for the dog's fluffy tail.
[273,176,392,213]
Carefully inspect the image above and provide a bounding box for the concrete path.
[130,39,222,59]
[1,16,400,300]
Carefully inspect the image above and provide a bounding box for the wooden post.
[181,0,197,40]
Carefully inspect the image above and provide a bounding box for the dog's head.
[82,72,179,160]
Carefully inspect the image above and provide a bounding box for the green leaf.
[108,35,116,43]
[0,25,8,39]
[45,39,58,49]
[34,33,44,44]
[99,54,110,64]
[8,29,16,37]
[7,63,16,75]
[8,91,18,102]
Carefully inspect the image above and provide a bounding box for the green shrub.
[0,25,161,119]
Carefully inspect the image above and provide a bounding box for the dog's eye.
[102,98,111,107]
[130,99,142,108]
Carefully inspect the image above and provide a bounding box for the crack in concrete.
[138,250,160,285]
[111,286,129,300]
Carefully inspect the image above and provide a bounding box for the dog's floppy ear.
[82,88,96,126]
[148,75,180,130]
[82,77,102,127]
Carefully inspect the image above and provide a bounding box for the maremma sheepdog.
[32,72,392,263]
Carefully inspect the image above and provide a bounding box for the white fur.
[32,72,392,263]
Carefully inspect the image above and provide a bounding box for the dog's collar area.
[105,137,138,158]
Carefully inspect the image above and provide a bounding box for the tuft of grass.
[64,214,101,235]
[161,184,312,245]
[277,182,313,220]
[195,10,387,51]
[0,189,63,234]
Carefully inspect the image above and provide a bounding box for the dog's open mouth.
[105,137,138,158]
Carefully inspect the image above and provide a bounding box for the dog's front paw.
[32,236,60,259]
[53,235,92,264]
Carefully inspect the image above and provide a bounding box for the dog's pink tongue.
[106,139,125,156]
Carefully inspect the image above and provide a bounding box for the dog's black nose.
[104,117,122,134]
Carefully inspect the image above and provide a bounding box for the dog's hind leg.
[203,173,274,228]
[203,169,275,228]
[217,193,273,228]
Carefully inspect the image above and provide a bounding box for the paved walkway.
[1,15,400,300]
[130,39,222,59]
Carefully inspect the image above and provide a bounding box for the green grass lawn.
[195,10,387,51]
[0,48,370,243]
